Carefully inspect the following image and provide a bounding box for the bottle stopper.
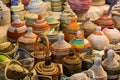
[96,26,101,32]
[38,14,42,20]
[107,49,115,60]
[94,57,102,66]
[58,32,64,42]
[45,57,52,66]
[71,17,77,22]
[103,11,108,15]
[69,48,75,56]
[38,14,43,20]
[27,27,32,35]
[13,14,21,23]
[108,44,115,50]
[77,31,82,38]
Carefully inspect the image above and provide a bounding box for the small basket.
[4,60,29,80]
[13,48,35,71]
[0,53,11,80]
[32,33,51,63]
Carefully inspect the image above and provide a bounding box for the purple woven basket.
[67,0,91,14]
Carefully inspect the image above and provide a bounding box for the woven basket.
[0,1,11,26]
[4,60,29,80]
[50,32,72,64]
[13,48,35,71]
[102,49,120,80]
[67,0,91,13]
[24,13,38,27]
[102,26,120,44]
[80,18,97,38]
[112,11,120,29]
[31,33,51,64]
[0,53,11,80]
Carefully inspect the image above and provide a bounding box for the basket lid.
[35,57,61,75]
[81,18,97,30]
[67,17,80,30]
[93,27,103,35]
[0,41,17,53]
[32,14,50,31]
[0,0,9,11]
[63,48,82,65]
[95,11,114,26]
[11,15,25,27]
[51,32,71,52]
[45,12,59,25]
[18,27,37,43]
[102,49,120,68]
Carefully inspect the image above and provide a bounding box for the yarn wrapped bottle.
[70,30,92,54]
[112,1,120,30]
[60,3,77,30]
[7,15,27,42]
[50,32,72,64]
[63,48,82,77]
[103,45,120,61]
[80,49,97,70]
[90,57,107,80]
[102,49,120,80]
[102,25,120,44]
[32,14,50,34]
[63,17,83,42]
[18,27,37,53]
[95,11,114,28]
[87,26,110,51]
[81,18,97,38]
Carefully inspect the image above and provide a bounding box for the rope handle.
[34,33,50,57]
